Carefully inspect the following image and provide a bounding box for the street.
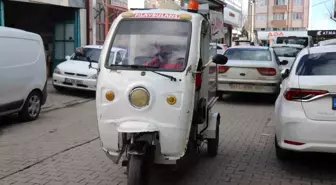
[1,92,336,185]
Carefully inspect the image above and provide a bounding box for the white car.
[217,46,287,96]
[275,45,336,160]
[210,43,227,55]
[53,45,126,91]
[272,44,304,70]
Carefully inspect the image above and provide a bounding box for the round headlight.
[129,88,150,108]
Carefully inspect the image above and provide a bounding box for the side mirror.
[280,60,289,65]
[212,54,228,65]
[65,56,71,60]
[75,47,84,56]
[281,68,290,79]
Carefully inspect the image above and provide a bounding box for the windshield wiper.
[151,71,177,81]
[112,65,177,81]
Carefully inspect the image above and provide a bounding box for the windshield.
[71,48,101,63]
[224,48,272,61]
[105,19,191,71]
[273,47,302,57]
[276,37,308,47]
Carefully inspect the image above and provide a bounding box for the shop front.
[0,0,85,76]
[257,31,308,46]
[223,0,242,46]
[308,30,336,43]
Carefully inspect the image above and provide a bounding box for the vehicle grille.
[64,72,88,77]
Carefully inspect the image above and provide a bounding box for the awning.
[8,0,85,8]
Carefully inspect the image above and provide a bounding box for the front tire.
[19,91,42,122]
[207,116,220,157]
[127,155,147,185]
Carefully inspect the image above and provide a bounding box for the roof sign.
[134,13,180,19]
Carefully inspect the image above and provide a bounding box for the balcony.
[271,20,287,27]
[273,5,288,13]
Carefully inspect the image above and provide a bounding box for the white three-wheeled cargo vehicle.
[94,0,228,184]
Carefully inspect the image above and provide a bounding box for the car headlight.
[129,88,150,108]
[89,74,98,79]
[54,67,61,74]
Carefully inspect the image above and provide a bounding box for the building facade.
[223,0,243,46]
[253,0,309,44]
[0,0,86,75]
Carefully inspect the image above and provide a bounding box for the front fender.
[117,121,159,133]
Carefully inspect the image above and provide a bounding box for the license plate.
[230,84,253,90]
[332,97,336,110]
[65,78,83,85]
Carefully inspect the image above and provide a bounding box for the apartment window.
[274,0,288,5]
[292,12,303,20]
[273,13,286,20]
[256,0,267,6]
[293,0,302,5]
[256,14,267,21]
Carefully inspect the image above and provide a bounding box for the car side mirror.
[75,47,84,56]
[212,54,228,65]
[281,68,290,79]
[280,60,288,65]
[65,56,71,60]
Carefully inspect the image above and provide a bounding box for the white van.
[0,27,47,121]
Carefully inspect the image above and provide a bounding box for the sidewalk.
[42,79,94,112]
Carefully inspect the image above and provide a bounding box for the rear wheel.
[207,116,220,157]
[275,136,291,160]
[19,91,42,122]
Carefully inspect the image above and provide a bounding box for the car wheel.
[19,91,42,122]
[275,136,291,160]
[53,85,64,92]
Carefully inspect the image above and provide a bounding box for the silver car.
[217,46,287,96]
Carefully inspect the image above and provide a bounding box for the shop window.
[292,12,303,20]
[274,0,288,5]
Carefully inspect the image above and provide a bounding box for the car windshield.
[273,47,302,57]
[71,48,101,63]
[296,52,336,75]
[224,48,272,61]
[276,37,308,47]
[106,19,191,71]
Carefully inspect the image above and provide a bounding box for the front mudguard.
[202,112,220,139]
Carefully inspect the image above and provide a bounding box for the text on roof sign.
[134,13,180,19]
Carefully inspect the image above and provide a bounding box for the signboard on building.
[210,10,224,40]
[258,31,308,40]
[223,7,241,27]
[111,0,127,8]
[9,0,85,8]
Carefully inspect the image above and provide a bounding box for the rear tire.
[275,136,291,160]
[19,91,42,122]
[207,116,220,157]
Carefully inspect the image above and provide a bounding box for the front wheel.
[207,116,220,157]
[128,155,147,185]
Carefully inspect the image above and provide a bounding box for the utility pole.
[251,0,255,42]
[92,0,97,45]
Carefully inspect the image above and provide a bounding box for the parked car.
[0,27,47,121]
[52,45,126,91]
[271,43,304,70]
[210,43,227,55]
[217,46,287,97]
[275,45,336,160]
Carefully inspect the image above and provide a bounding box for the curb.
[41,98,94,113]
